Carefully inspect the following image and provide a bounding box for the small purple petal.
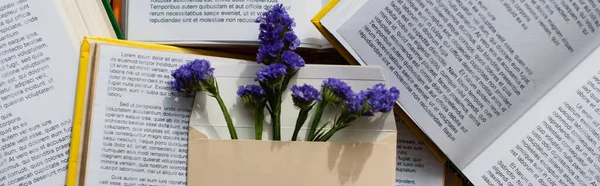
[322,78,354,100]
[347,91,367,114]
[237,84,265,98]
[291,84,321,108]
[255,63,288,82]
[169,59,215,93]
[281,50,305,70]
[284,32,300,50]
[361,84,400,115]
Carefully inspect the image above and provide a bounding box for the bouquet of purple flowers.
[170,4,400,141]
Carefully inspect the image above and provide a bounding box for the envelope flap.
[187,129,395,186]
[189,126,208,140]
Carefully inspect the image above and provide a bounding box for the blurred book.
[120,0,332,49]
[110,0,122,26]
[0,0,115,185]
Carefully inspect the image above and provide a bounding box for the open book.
[0,0,115,185]
[316,0,600,185]
[65,37,251,186]
[121,0,331,49]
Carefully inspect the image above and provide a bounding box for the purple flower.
[321,78,354,104]
[281,51,305,70]
[170,80,185,92]
[256,40,284,64]
[170,66,193,92]
[237,84,266,107]
[237,84,265,97]
[255,63,288,82]
[346,92,367,114]
[291,84,321,108]
[284,32,300,50]
[255,4,301,64]
[170,59,215,94]
[361,84,400,116]
[188,59,214,80]
[255,4,295,29]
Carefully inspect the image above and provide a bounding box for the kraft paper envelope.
[188,64,397,186]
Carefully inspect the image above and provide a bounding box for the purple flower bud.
[347,91,367,114]
[291,84,321,108]
[188,59,214,81]
[237,84,266,107]
[257,40,284,64]
[237,84,265,97]
[321,78,354,104]
[281,50,305,70]
[284,32,300,50]
[170,59,215,94]
[255,63,288,82]
[361,84,400,116]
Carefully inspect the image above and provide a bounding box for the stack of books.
[6,0,599,185]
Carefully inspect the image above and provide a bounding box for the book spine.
[102,0,124,39]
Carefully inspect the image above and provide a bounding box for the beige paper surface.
[188,128,396,186]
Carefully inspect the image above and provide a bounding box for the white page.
[125,0,326,48]
[336,0,600,168]
[395,118,444,186]
[82,44,245,186]
[321,0,368,64]
[464,42,600,186]
[0,0,82,185]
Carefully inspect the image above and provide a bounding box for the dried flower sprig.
[253,4,305,140]
[169,3,400,143]
[290,84,321,141]
[313,84,400,141]
[170,59,238,139]
[237,85,267,140]
[255,4,300,65]
[306,78,354,141]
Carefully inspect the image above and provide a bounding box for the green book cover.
[102,0,124,39]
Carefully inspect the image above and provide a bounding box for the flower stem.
[316,122,350,142]
[215,94,238,139]
[315,127,338,141]
[307,101,327,141]
[254,107,265,140]
[312,120,331,141]
[291,107,311,141]
[271,94,282,141]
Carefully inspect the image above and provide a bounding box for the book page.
[125,0,325,47]
[336,0,600,167]
[395,118,444,186]
[463,43,600,186]
[82,44,244,186]
[0,0,82,185]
